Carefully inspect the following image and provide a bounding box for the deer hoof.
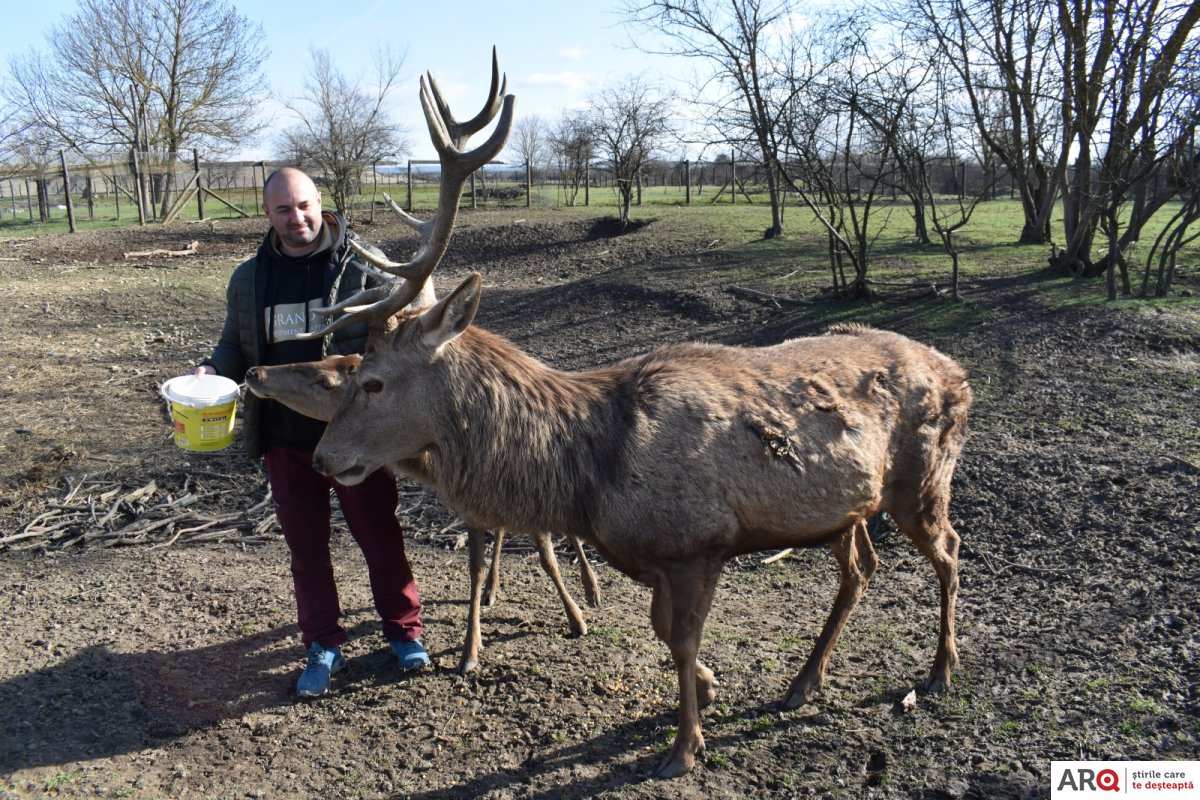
[655,747,696,779]
[780,675,820,710]
[923,673,951,694]
[456,657,478,675]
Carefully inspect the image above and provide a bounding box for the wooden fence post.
[194,149,205,220]
[406,161,413,211]
[59,151,77,233]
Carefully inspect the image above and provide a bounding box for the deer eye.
[362,378,383,394]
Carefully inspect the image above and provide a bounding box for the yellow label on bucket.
[161,375,240,452]
[168,399,237,450]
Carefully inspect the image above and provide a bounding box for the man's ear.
[419,273,482,351]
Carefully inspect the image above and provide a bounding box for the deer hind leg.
[482,529,505,607]
[650,560,722,779]
[568,533,602,608]
[890,499,960,693]
[782,522,879,710]
[531,531,587,637]
[458,527,490,674]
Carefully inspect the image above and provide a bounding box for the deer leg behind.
[458,527,490,674]
[482,528,505,607]
[650,558,722,779]
[568,533,602,608]
[890,499,960,693]
[782,521,879,710]
[531,531,587,637]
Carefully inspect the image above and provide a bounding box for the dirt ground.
[0,207,1197,799]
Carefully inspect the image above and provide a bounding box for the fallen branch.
[1168,454,1200,473]
[728,285,811,307]
[761,548,794,565]
[123,240,200,259]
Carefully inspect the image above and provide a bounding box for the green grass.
[4,188,1196,324]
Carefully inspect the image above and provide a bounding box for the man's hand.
[192,365,216,376]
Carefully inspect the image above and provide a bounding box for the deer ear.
[419,273,482,350]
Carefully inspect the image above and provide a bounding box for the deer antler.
[299,48,515,339]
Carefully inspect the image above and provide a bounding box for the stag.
[295,51,971,779]
[245,353,601,672]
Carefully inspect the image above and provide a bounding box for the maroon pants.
[266,445,423,648]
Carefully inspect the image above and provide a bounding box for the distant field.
[1,188,1196,309]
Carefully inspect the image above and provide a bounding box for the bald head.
[264,168,324,256]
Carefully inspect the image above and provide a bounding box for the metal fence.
[0,150,1022,231]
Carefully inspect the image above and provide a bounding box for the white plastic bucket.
[161,374,240,452]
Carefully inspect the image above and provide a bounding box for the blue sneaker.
[391,639,430,671]
[296,643,345,697]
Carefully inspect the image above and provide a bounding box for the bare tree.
[624,0,792,238]
[510,115,547,178]
[588,75,675,224]
[1141,48,1200,297]
[278,47,411,218]
[904,0,1066,245]
[919,75,1001,300]
[546,111,594,207]
[4,121,60,221]
[1052,0,1200,297]
[774,18,905,297]
[4,0,268,213]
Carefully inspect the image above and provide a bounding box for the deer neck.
[431,328,621,534]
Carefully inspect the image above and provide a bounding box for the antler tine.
[367,68,514,284]
[293,279,426,341]
[383,193,425,234]
[296,51,515,341]
[345,88,514,283]
[424,46,508,148]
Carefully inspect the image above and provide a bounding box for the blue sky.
[0,0,693,162]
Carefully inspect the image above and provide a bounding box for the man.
[193,167,429,697]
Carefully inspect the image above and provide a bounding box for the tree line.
[1,0,1196,298]
[617,0,1199,299]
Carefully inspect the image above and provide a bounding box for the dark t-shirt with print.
[260,236,339,451]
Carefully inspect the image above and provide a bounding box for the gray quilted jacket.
[201,211,387,458]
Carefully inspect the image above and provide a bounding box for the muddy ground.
[0,207,1197,799]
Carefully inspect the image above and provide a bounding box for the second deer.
[245,352,601,673]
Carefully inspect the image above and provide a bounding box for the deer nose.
[311,453,330,477]
[245,367,263,384]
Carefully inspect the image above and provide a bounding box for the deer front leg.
[482,528,505,607]
[568,533,602,608]
[531,531,587,636]
[458,527,489,674]
[649,574,718,711]
[782,522,878,710]
[652,561,721,779]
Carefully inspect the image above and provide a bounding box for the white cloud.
[525,71,593,93]
[559,46,588,62]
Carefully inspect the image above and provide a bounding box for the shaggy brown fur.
[312,273,973,778]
